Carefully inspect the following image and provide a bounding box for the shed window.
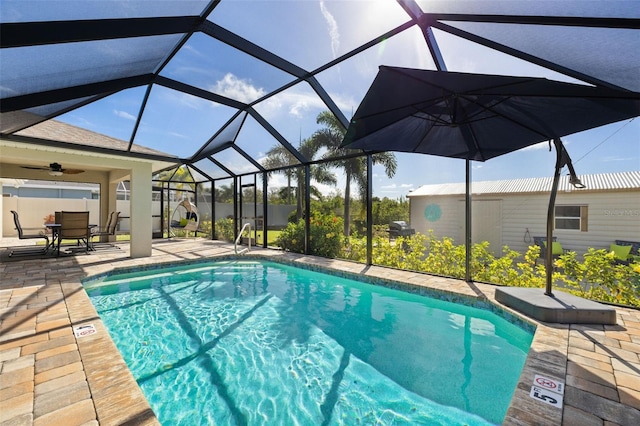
[555,205,588,231]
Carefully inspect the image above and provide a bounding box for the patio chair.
[533,236,568,265]
[90,211,121,249]
[170,199,200,237]
[56,211,91,257]
[8,210,49,257]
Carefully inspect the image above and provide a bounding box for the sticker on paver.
[529,385,563,408]
[529,374,565,408]
[73,323,97,338]
[533,374,565,395]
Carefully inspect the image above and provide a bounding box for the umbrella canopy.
[340,66,640,160]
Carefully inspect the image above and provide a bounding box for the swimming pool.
[85,259,533,425]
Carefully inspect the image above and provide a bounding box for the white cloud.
[168,131,188,139]
[212,73,266,103]
[380,183,414,192]
[182,43,203,58]
[602,156,636,162]
[319,0,340,59]
[160,89,212,111]
[211,75,349,122]
[267,174,288,189]
[258,89,327,119]
[326,91,357,117]
[113,110,136,121]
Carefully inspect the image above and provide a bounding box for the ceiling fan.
[21,162,85,176]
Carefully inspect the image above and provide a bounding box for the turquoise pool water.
[85,260,533,425]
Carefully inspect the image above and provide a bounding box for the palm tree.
[311,111,397,236]
[262,145,297,205]
[214,184,234,203]
[262,139,336,221]
[155,165,196,196]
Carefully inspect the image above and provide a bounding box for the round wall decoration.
[424,203,442,222]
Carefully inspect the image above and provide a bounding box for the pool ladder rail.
[234,223,252,255]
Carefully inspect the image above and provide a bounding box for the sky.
[48,0,640,199]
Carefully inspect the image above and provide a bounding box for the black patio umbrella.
[341,66,640,295]
[341,66,639,161]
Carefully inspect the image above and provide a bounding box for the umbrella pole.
[545,138,586,296]
[545,139,564,297]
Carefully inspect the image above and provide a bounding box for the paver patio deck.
[1,239,638,425]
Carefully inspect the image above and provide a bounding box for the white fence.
[3,197,296,237]
[3,197,101,237]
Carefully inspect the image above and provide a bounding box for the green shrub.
[338,231,640,307]
[341,235,367,262]
[373,224,390,239]
[214,218,234,241]
[287,209,299,224]
[556,248,640,306]
[276,213,343,258]
[197,219,213,238]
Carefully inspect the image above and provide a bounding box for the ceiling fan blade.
[20,165,49,170]
[21,163,84,174]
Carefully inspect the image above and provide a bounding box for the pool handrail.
[234,223,252,255]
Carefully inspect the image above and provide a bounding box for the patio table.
[44,223,60,254]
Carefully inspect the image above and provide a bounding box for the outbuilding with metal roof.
[408,171,640,256]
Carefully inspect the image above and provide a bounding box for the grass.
[257,230,281,245]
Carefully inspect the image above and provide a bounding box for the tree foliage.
[215,184,234,203]
[262,139,336,220]
[310,111,397,236]
[372,196,409,226]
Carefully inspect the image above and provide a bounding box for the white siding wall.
[410,196,463,241]
[410,189,640,257]
[566,190,640,254]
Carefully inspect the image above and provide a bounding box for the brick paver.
[1,239,639,425]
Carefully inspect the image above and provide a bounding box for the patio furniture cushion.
[552,242,564,256]
[543,241,564,256]
[614,240,640,257]
[610,243,632,261]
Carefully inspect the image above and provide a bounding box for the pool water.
[85,260,533,425]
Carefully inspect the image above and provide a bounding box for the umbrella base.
[495,287,616,325]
